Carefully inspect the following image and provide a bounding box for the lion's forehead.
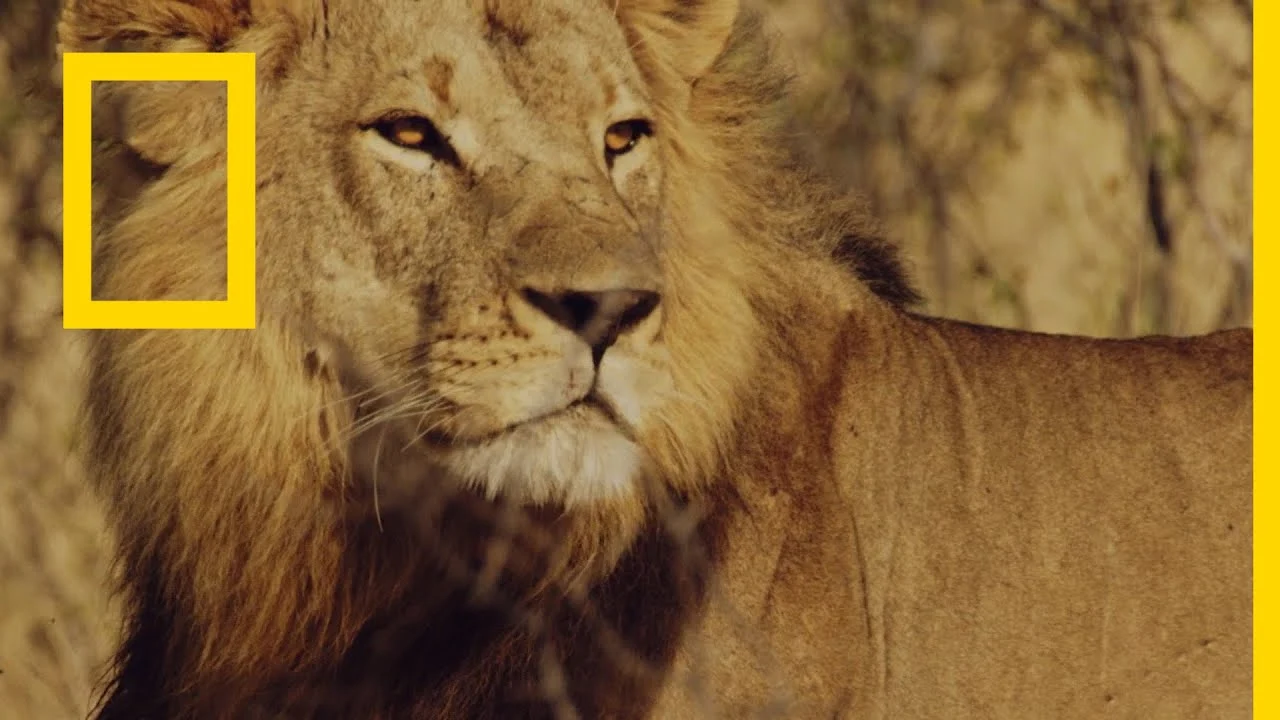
[321,0,642,126]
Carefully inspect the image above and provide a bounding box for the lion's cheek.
[430,339,595,440]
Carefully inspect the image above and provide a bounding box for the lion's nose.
[520,287,661,363]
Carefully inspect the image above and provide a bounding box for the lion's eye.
[368,114,460,166]
[387,117,429,147]
[604,119,652,163]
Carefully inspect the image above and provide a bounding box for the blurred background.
[0,0,1253,717]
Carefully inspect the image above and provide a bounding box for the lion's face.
[77,0,749,525]
[254,0,677,507]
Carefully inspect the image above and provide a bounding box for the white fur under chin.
[435,406,643,507]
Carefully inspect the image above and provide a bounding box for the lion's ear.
[58,0,314,52]
[59,0,254,53]
[59,0,308,167]
[613,0,740,83]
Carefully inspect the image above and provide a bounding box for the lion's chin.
[429,401,645,507]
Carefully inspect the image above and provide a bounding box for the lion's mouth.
[569,393,630,432]
[422,393,635,450]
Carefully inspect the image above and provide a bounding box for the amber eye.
[603,119,652,161]
[368,113,460,166]
[386,117,429,148]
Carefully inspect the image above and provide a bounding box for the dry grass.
[0,1,1251,717]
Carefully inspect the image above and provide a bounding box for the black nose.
[521,287,661,363]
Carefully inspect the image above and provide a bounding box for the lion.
[61,0,1251,717]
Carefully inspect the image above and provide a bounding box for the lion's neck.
[643,273,883,714]
[303,511,730,719]
[101,499,730,720]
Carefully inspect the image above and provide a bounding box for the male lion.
[63,0,1251,717]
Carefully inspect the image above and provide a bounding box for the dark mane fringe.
[697,8,923,307]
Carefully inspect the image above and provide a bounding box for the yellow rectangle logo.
[61,52,256,330]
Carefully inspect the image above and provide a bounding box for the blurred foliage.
[1,1,113,718]
[759,0,1252,334]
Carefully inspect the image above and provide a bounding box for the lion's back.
[829,311,1252,718]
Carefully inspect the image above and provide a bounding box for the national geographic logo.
[61,52,257,329]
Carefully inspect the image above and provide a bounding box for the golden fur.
[64,0,1251,717]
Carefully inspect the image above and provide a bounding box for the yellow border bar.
[61,52,256,330]
[1256,3,1269,716]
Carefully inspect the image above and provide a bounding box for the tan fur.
[63,0,1251,718]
